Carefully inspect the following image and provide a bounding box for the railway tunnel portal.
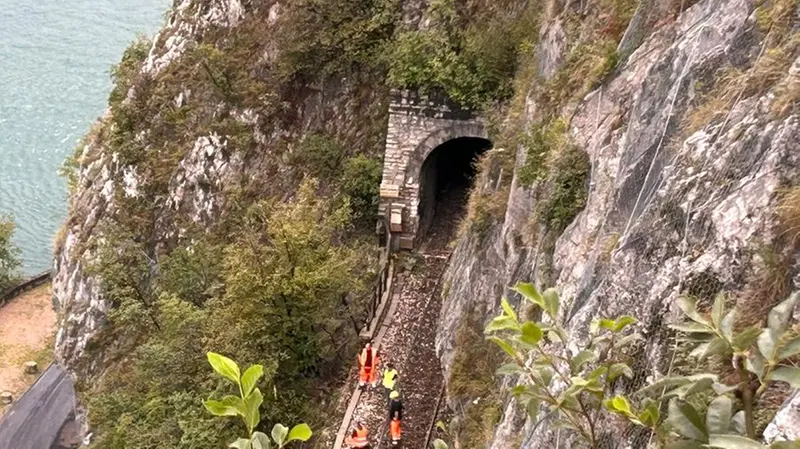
[378,90,490,249]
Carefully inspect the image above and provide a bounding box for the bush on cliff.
[0,215,21,292]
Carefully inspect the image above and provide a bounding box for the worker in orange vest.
[358,341,380,388]
[344,421,370,448]
[390,411,402,447]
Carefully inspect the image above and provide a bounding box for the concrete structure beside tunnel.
[378,90,486,250]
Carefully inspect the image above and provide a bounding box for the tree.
[0,215,21,291]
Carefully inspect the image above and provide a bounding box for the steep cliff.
[437,0,800,446]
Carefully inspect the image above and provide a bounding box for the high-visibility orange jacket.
[390,419,402,441]
[345,425,369,448]
[358,346,380,383]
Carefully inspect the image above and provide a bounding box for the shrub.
[294,133,347,180]
[340,155,382,225]
[0,216,21,292]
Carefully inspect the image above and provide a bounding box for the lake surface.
[0,0,168,275]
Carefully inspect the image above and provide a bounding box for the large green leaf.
[433,439,449,449]
[731,326,761,352]
[711,293,726,329]
[244,388,263,433]
[286,423,313,443]
[542,288,560,318]
[666,399,707,441]
[768,292,798,336]
[513,283,545,309]
[677,296,710,325]
[485,315,521,334]
[229,438,252,449]
[487,336,519,360]
[608,363,633,381]
[526,397,541,422]
[612,315,638,333]
[501,297,519,322]
[706,396,732,434]
[777,336,800,360]
[520,321,543,345]
[271,423,289,447]
[639,398,660,427]
[241,365,264,398]
[207,352,241,385]
[721,310,736,341]
[203,395,245,417]
[691,337,730,359]
[251,432,272,449]
[769,366,800,388]
[604,395,633,415]
[746,352,766,380]
[569,350,596,373]
[769,442,800,449]
[707,434,766,449]
[634,375,709,396]
[757,329,778,361]
[496,363,525,376]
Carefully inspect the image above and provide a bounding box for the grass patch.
[459,149,515,240]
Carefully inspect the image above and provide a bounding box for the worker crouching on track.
[345,421,370,448]
[390,411,402,447]
[358,341,380,389]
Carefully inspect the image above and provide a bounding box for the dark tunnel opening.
[417,137,492,242]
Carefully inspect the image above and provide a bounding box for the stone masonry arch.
[378,90,485,249]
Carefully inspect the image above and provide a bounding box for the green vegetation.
[387,0,539,108]
[0,216,21,292]
[447,309,505,448]
[487,283,800,449]
[202,352,312,449]
[340,155,383,226]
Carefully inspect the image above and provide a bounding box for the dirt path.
[348,187,466,448]
[0,284,56,417]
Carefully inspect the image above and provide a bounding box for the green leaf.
[666,441,704,449]
[677,296,710,325]
[286,423,313,443]
[757,329,778,361]
[679,377,715,399]
[485,315,521,333]
[691,337,731,359]
[711,293,726,329]
[613,315,638,332]
[768,292,798,336]
[746,352,766,380]
[520,321,543,345]
[707,434,766,449]
[639,398,660,427]
[433,439,449,449]
[721,310,735,341]
[513,283,545,309]
[203,395,245,417]
[244,388,263,434]
[604,395,633,415]
[501,297,519,322]
[526,397,541,422]
[241,365,264,398]
[496,363,525,376]
[706,396,732,434]
[769,442,800,449]
[229,438,252,449]
[271,423,289,447]
[671,323,716,334]
[542,288,560,318]
[778,336,800,360]
[769,366,800,388]
[608,363,633,381]
[487,336,519,360]
[207,352,241,385]
[731,411,746,435]
[635,375,701,396]
[666,399,707,441]
[597,318,617,331]
[569,350,596,373]
[614,333,643,349]
[731,326,761,352]
[251,432,272,449]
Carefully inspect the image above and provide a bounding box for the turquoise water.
[0,0,168,275]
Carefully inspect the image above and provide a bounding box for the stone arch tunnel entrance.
[378,90,488,250]
[417,137,491,241]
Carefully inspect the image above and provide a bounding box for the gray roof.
[0,364,78,449]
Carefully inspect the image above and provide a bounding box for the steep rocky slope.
[437,0,800,446]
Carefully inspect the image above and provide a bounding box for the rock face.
[53,0,390,381]
[436,0,800,446]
